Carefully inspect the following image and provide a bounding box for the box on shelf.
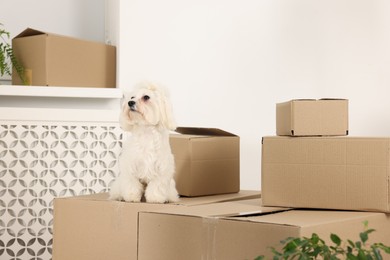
[138,199,390,260]
[52,190,260,260]
[12,28,116,88]
[170,127,240,197]
[276,99,348,136]
[262,136,390,212]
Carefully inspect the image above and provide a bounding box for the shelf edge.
[0,85,123,99]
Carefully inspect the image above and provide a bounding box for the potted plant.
[255,221,390,260]
[0,23,26,84]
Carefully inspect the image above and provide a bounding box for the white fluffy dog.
[109,82,179,203]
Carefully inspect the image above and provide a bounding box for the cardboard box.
[138,199,390,260]
[52,190,260,260]
[262,136,390,212]
[276,99,348,136]
[12,28,116,88]
[170,127,240,196]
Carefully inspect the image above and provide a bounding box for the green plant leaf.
[280,237,295,245]
[347,252,359,260]
[374,243,390,254]
[360,232,369,244]
[0,23,26,84]
[348,240,356,248]
[357,248,367,260]
[270,247,282,257]
[312,247,322,257]
[284,238,300,252]
[371,247,382,260]
[331,234,342,246]
[311,233,320,244]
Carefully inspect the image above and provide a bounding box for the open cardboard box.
[138,198,390,260]
[170,127,240,197]
[262,136,390,212]
[52,190,260,260]
[12,28,116,88]
[276,99,348,136]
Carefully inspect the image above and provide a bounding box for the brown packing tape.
[202,217,218,260]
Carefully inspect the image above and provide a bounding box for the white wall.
[0,0,106,82]
[119,0,390,191]
[0,0,105,42]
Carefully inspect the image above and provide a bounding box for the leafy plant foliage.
[255,221,390,260]
[0,23,26,84]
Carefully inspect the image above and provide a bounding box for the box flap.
[58,190,261,206]
[240,209,382,227]
[140,198,288,219]
[13,27,106,45]
[13,28,47,38]
[175,127,236,137]
[290,98,316,101]
[290,98,347,102]
[170,134,206,139]
[319,98,348,101]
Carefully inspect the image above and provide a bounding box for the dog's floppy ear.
[152,84,176,131]
[119,91,133,131]
[159,93,176,130]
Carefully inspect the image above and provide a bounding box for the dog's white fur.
[109,82,179,203]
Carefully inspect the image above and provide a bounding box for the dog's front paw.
[145,178,179,203]
[109,180,123,201]
[108,192,122,201]
[145,194,167,204]
[122,191,143,203]
[144,186,173,203]
[109,177,144,202]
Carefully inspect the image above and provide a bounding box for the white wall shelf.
[0,85,122,111]
[0,85,123,99]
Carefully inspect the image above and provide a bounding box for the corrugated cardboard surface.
[262,136,390,212]
[52,191,260,260]
[276,99,348,136]
[170,127,240,196]
[12,28,116,88]
[138,199,390,260]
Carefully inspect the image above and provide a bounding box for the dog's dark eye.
[131,96,135,99]
[143,95,150,101]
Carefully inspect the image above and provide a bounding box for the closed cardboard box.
[12,28,116,88]
[138,199,390,260]
[170,127,240,197]
[276,99,348,136]
[52,191,260,260]
[262,136,390,212]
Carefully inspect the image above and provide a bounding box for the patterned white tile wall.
[0,123,122,260]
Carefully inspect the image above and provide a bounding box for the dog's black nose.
[128,101,136,107]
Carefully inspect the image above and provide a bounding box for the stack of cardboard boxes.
[52,99,390,260]
[260,99,390,257]
[263,99,390,213]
